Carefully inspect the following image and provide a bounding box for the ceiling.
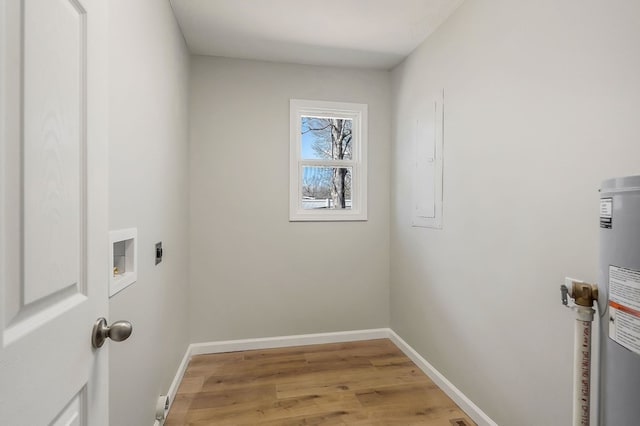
[169,0,464,70]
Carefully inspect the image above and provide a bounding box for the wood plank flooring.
[164,339,476,425]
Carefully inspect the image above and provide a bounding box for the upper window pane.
[301,116,353,160]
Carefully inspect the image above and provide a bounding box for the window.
[289,99,367,221]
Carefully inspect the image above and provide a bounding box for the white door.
[0,0,110,424]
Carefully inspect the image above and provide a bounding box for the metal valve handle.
[92,317,133,348]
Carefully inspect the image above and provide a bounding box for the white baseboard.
[163,328,497,426]
[388,330,498,426]
[189,328,390,356]
[164,346,191,424]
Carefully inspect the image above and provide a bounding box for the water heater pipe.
[561,279,598,426]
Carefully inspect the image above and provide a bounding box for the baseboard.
[388,330,498,426]
[163,328,497,426]
[164,345,191,423]
[189,328,390,356]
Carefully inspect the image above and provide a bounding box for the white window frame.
[289,99,368,221]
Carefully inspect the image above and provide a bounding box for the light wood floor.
[164,339,476,425]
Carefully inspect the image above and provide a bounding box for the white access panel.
[412,90,444,229]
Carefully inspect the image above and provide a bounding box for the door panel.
[51,390,85,426]
[0,0,108,424]
[23,0,84,305]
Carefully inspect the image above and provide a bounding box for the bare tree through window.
[301,117,352,209]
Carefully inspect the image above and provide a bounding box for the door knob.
[92,317,133,348]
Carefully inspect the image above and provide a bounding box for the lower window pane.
[302,167,352,210]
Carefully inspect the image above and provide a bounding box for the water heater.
[599,175,640,425]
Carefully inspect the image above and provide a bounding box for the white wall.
[391,0,640,424]
[108,1,190,425]
[189,56,391,342]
